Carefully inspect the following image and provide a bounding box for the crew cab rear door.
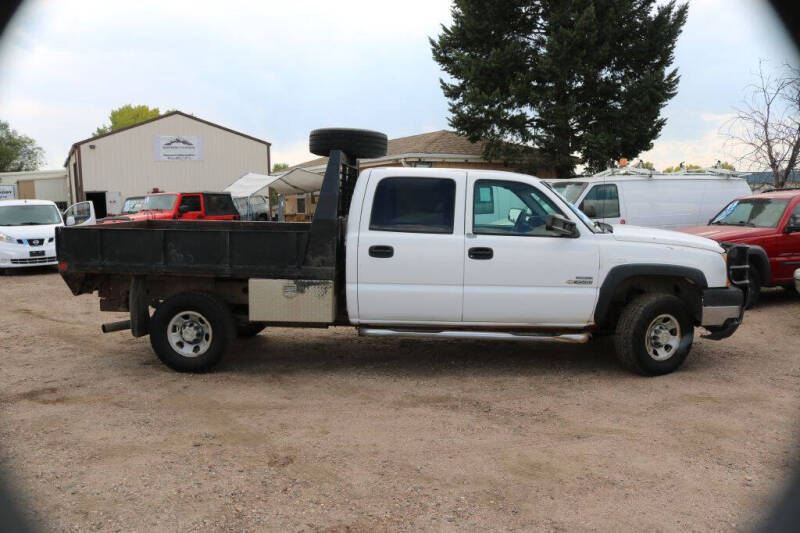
[463,172,600,326]
[357,170,466,323]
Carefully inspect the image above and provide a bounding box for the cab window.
[472,179,564,237]
[370,177,456,234]
[580,184,620,218]
[179,195,202,212]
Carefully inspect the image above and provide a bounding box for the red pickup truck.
[679,189,800,306]
[99,192,240,224]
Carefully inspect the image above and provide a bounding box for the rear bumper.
[701,287,744,340]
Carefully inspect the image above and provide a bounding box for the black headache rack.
[57,128,387,301]
[720,242,750,291]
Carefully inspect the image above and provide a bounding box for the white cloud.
[639,124,754,171]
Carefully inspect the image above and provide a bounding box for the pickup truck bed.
[57,219,326,279]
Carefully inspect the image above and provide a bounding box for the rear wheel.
[149,292,235,372]
[309,128,388,159]
[614,293,694,376]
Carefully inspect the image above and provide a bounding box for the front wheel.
[149,292,236,372]
[614,293,694,376]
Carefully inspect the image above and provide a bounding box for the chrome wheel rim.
[645,314,681,361]
[167,311,213,358]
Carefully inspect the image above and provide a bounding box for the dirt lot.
[1,269,799,532]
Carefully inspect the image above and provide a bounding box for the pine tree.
[431,0,688,177]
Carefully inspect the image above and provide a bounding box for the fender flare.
[594,264,708,325]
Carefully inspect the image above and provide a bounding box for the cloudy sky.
[0,0,797,172]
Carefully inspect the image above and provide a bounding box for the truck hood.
[0,223,61,239]
[611,224,723,253]
[676,225,775,243]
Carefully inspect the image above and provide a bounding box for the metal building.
[0,169,69,208]
[64,111,270,216]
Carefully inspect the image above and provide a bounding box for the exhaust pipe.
[101,319,131,333]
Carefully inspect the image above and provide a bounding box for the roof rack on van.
[589,166,748,179]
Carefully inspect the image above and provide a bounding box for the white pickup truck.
[56,129,748,376]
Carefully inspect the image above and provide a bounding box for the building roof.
[744,170,800,184]
[288,130,490,171]
[64,110,270,166]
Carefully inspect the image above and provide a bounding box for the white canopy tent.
[224,169,324,198]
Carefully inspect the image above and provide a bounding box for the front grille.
[14,238,48,246]
[10,256,56,265]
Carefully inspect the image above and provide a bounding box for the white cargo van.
[549,167,752,228]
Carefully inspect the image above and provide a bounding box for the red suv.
[99,192,239,224]
[679,189,800,306]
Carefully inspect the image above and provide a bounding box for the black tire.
[614,293,694,376]
[745,266,761,309]
[309,128,388,159]
[149,292,236,372]
[257,214,269,221]
[236,322,267,338]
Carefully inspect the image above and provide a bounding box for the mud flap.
[129,276,150,337]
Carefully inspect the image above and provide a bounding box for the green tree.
[272,163,289,173]
[94,104,163,136]
[0,120,44,172]
[634,160,655,170]
[663,163,701,173]
[431,0,688,177]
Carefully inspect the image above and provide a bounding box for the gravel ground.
[1,268,799,532]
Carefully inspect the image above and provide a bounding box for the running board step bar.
[358,328,590,343]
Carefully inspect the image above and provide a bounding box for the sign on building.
[153,135,204,161]
[0,184,16,200]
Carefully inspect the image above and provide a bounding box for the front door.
[357,172,466,323]
[579,183,623,225]
[773,201,800,281]
[463,175,600,327]
[177,194,203,219]
[63,201,96,226]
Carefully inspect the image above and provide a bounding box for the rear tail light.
[58,261,68,272]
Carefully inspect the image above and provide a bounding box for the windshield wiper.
[19,222,45,225]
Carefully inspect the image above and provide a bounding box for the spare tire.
[309,128,388,159]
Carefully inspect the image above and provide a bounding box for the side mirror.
[66,215,76,226]
[178,205,191,215]
[545,214,579,237]
[508,207,522,222]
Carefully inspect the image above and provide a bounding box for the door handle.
[468,247,493,260]
[369,245,394,258]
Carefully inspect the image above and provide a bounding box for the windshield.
[541,181,599,233]
[0,204,62,226]
[551,181,588,203]
[122,197,145,214]
[142,194,177,211]
[710,198,789,228]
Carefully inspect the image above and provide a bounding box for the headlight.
[0,232,17,244]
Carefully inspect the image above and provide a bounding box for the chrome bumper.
[701,287,744,326]
[701,305,742,326]
[700,286,744,340]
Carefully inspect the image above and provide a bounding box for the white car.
[0,199,96,272]
[0,199,64,271]
[548,167,752,228]
[794,268,800,293]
